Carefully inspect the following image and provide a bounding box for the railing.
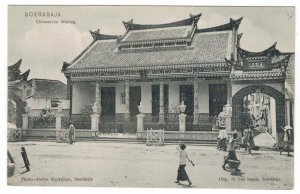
[28,116,56,129]
[8,128,22,142]
[99,115,136,134]
[186,114,217,131]
[144,114,179,131]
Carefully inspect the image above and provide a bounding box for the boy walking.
[222,131,240,171]
[175,144,193,186]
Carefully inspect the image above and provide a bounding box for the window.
[51,99,62,108]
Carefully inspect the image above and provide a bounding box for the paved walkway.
[7,141,293,189]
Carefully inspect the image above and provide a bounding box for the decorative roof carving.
[90,29,120,40]
[8,59,30,82]
[196,17,243,33]
[237,42,280,59]
[122,13,202,31]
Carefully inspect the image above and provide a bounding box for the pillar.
[91,114,100,132]
[193,79,199,125]
[136,113,145,133]
[227,80,232,105]
[55,113,63,130]
[159,81,165,124]
[95,81,101,113]
[286,99,291,126]
[179,113,187,132]
[22,114,28,130]
[124,81,130,121]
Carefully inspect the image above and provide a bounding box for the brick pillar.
[159,81,164,124]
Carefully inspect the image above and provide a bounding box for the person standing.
[280,126,293,156]
[68,121,75,144]
[247,126,256,154]
[217,128,228,151]
[222,131,240,171]
[175,144,193,186]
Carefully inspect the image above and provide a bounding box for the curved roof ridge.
[196,17,243,33]
[90,30,120,40]
[237,42,278,56]
[122,13,202,31]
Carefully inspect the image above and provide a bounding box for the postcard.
[7,5,294,189]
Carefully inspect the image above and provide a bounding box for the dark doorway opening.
[179,85,194,116]
[101,87,116,116]
[209,84,227,116]
[130,86,141,118]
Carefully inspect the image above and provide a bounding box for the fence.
[99,115,136,134]
[28,116,56,129]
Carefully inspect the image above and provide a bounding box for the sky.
[8,6,295,84]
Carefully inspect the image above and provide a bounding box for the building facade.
[62,14,293,136]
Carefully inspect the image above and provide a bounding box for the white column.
[22,114,29,130]
[179,113,187,132]
[137,114,145,133]
[55,113,63,130]
[124,81,130,121]
[193,79,199,125]
[95,81,100,113]
[159,81,165,124]
[286,99,291,126]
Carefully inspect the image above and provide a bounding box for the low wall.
[137,131,231,141]
[22,129,94,138]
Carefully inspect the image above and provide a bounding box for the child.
[222,131,240,171]
[68,121,75,144]
[175,144,193,186]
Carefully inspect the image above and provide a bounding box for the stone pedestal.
[225,114,232,131]
[91,114,100,132]
[22,114,28,130]
[179,113,187,132]
[136,114,145,133]
[55,113,63,130]
[224,104,232,131]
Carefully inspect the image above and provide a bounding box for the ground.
[7,141,293,189]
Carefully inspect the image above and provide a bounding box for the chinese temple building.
[62,13,293,139]
[8,59,31,127]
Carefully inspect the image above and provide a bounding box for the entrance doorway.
[242,93,277,137]
[209,84,227,116]
[101,87,116,116]
[179,85,194,116]
[130,86,141,118]
[232,85,285,132]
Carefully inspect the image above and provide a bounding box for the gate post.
[225,104,232,131]
[91,102,100,136]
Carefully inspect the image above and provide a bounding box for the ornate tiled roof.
[120,25,194,43]
[66,30,232,72]
[29,79,67,99]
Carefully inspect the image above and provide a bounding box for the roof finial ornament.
[96,29,100,34]
[129,19,133,24]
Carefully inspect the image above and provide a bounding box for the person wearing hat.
[175,144,193,186]
[222,131,240,171]
[68,121,75,144]
[280,125,293,156]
